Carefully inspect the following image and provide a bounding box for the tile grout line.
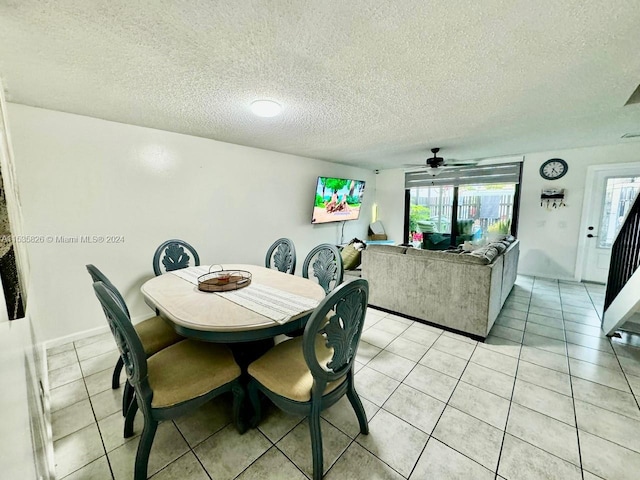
[58,341,117,480]
[404,341,482,480]
[559,283,586,480]
[492,278,535,480]
[354,328,449,477]
[357,327,496,478]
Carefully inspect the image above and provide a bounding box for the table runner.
[170,266,320,324]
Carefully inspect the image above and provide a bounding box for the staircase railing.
[604,191,640,311]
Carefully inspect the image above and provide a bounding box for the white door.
[582,166,640,283]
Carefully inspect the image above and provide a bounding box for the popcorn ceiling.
[0,0,639,169]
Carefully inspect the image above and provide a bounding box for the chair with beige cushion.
[247,279,369,480]
[92,280,245,480]
[302,243,344,295]
[265,237,296,274]
[86,265,183,420]
[152,238,200,276]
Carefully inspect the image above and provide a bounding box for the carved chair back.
[303,278,368,388]
[265,238,296,275]
[86,264,131,318]
[92,281,152,416]
[152,239,200,276]
[302,244,344,295]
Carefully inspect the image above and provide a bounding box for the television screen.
[311,176,366,224]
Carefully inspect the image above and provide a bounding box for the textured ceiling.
[1,0,640,170]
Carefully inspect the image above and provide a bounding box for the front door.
[582,166,640,283]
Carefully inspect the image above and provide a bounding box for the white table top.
[141,264,325,333]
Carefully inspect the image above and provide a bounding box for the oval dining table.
[140,264,326,344]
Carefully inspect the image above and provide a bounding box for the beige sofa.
[361,240,519,340]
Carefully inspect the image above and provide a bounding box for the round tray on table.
[197,266,252,292]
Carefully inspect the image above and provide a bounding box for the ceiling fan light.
[427,167,443,176]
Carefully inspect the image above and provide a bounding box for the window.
[598,176,640,248]
[405,163,522,248]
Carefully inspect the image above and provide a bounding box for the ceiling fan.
[405,148,477,176]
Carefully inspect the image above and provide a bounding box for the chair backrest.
[303,279,368,384]
[86,264,131,318]
[265,238,296,275]
[153,239,200,276]
[302,244,344,294]
[92,281,153,410]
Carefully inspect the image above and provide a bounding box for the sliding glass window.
[405,163,522,249]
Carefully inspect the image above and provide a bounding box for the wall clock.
[539,158,568,180]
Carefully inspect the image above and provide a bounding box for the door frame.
[575,162,640,282]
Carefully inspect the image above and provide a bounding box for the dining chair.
[92,280,245,480]
[247,279,369,480]
[265,237,296,275]
[86,265,182,404]
[152,239,200,276]
[302,243,344,295]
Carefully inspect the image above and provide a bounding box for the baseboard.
[367,304,486,342]
[43,313,152,350]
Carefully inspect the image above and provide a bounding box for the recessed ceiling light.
[250,100,282,117]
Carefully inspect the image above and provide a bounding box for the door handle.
[587,234,598,238]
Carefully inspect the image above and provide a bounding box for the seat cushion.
[147,340,241,408]
[135,316,182,356]
[248,335,346,402]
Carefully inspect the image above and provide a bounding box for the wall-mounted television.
[311,176,366,224]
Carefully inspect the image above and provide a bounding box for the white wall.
[375,142,640,281]
[7,104,375,342]
[373,168,405,242]
[518,143,640,280]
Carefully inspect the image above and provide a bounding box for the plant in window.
[409,205,431,233]
[488,219,511,235]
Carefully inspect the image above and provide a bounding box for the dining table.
[140,264,326,344]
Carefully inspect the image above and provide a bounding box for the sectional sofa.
[361,239,520,340]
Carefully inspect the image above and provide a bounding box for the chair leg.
[231,382,247,434]
[309,405,324,480]
[112,357,124,389]
[122,381,134,416]
[248,380,262,429]
[347,380,369,435]
[124,398,139,438]
[134,417,157,480]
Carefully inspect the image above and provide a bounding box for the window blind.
[405,163,521,188]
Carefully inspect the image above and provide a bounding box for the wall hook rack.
[541,188,566,209]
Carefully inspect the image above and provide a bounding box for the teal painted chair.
[247,279,369,480]
[265,237,296,274]
[152,239,200,276]
[92,280,245,480]
[302,243,344,295]
[86,265,182,422]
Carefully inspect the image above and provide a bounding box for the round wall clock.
[539,158,568,180]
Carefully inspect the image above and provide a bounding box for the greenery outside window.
[405,163,522,248]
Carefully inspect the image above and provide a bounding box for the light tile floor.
[47,276,640,479]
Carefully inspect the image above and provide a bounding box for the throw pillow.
[341,243,362,270]
[490,242,507,254]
